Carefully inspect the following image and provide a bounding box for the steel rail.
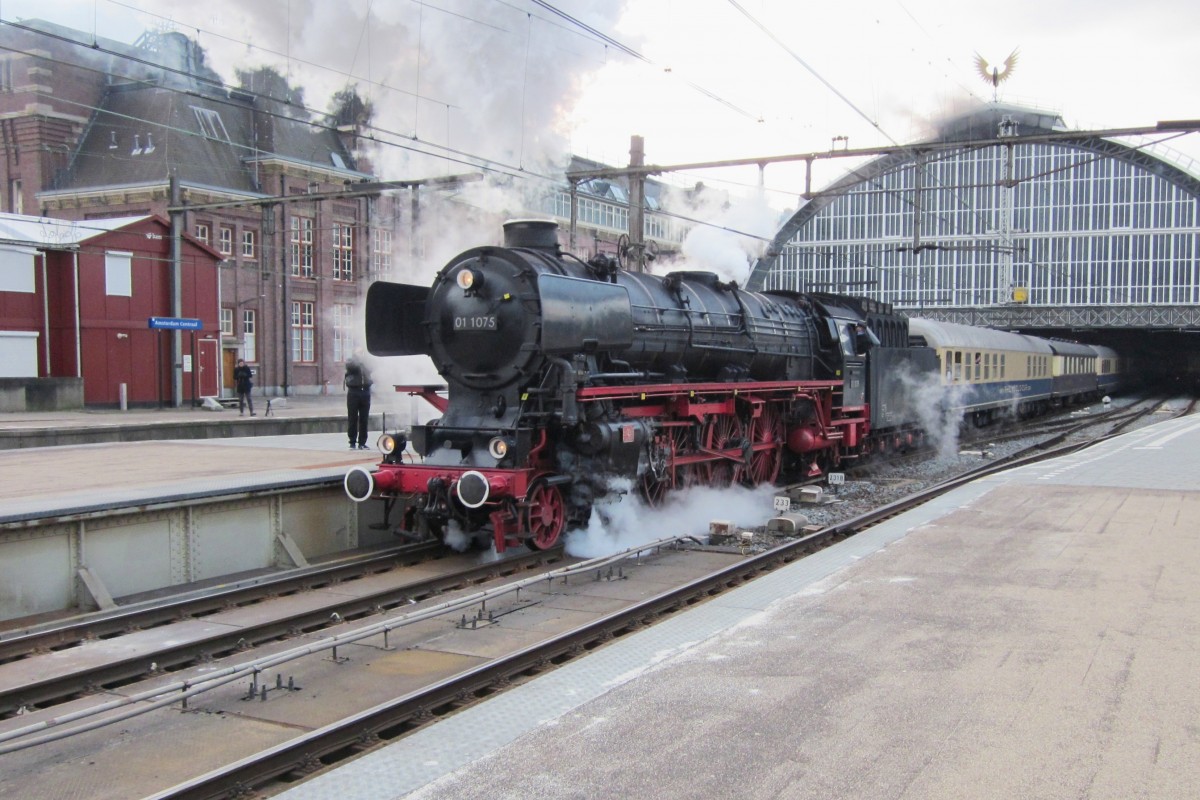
[0,545,567,717]
[0,542,444,661]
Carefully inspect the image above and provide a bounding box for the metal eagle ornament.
[975,48,1019,99]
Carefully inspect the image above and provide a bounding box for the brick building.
[0,20,392,399]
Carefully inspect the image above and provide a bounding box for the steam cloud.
[893,361,968,458]
[651,184,785,286]
[564,477,778,558]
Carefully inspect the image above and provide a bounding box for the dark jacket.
[344,359,372,391]
[233,364,253,393]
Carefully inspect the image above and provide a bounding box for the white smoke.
[564,477,778,558]
[652,183,781,286]
[443,519,471,553]
[893,362,968,459]
[141,1,630,175]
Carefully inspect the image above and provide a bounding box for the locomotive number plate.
[454,315,497,331]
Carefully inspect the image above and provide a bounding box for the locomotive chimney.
[503,219,560,251]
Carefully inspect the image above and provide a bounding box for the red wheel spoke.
[746,403,784,485]
[525,480,565,549]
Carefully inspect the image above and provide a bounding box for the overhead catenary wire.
[724,0,899,146]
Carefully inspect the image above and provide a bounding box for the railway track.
[0,542,570,718]
[849,395,1168,481]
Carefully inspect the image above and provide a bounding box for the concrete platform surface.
[0,390,428,449]
[0,434,379,522]
[275,414,1200,800]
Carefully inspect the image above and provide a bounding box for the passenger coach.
[908,318,1054,423]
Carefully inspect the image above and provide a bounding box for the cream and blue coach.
[908,318,1055,424]
[1092,344,1122,396]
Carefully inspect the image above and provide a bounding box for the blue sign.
[148,316,203,330]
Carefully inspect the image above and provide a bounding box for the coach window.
[1000,353,1006,378]
[953,350,962,382]
[984,353,990,380]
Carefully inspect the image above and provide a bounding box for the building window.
[243,309,256,362]
[372,227,392,276]
[104,251,132,297]
[291,301,314,362]
[218,226,233,255]
[192,107,230,141]
[333,223,354,281]
[290,216,314,277]
[195,223,209,244]
[220,307,234,335]
[9,179,21,215]
[333,303,354,362]
[242,230,256,259]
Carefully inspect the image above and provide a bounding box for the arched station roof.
[748,104,1200,291]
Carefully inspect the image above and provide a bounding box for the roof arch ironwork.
[747,104,1200,292]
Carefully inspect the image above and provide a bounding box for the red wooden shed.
[0,213,221,406]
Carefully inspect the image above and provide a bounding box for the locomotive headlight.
[456,268,477,290]
[378,433,397,455]
[488,436,512,460]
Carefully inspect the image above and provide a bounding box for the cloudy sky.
[3,0,1197,212]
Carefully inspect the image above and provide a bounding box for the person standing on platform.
[233,359,256,416]
[344,351,373,450]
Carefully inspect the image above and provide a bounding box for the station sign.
[148,316,203,330]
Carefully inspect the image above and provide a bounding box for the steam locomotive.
[344,219,1117,553]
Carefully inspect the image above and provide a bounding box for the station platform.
[276,414,1200,799]
[0,432,381,524]
[0,393,412,522]
[0,392,423,624]
[0,393,404,450]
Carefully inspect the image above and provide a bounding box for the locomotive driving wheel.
[703,414,746,487]
[745,403,785,485]
[639,424,691,506]
[640,435,671,506]
[640,468,669,506]
[524,478,566,550]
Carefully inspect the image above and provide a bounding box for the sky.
[1,0,1197,267]
[3,0,1196,197]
